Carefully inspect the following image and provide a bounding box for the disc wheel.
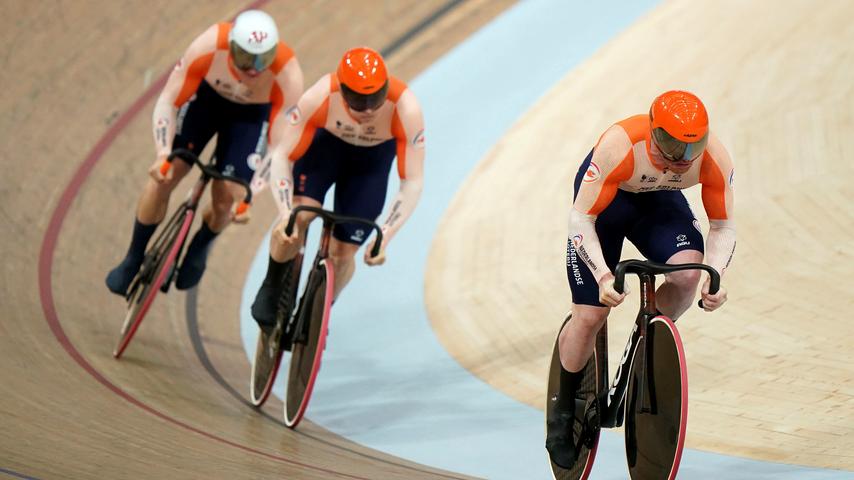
[284,259,334,428]
[625,316,688,480]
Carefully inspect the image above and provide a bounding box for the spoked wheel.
[547,315,607,480]
[250,253,303,407]
[113,208,193,359]
[284,259,334,428]
[625,315,688,480]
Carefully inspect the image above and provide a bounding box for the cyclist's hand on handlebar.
[272,216,300,247]
[598,272,628,307]
[364,238,386,267]
[700,277,727,312]
[148,156,170,183]
[231,206,251,225]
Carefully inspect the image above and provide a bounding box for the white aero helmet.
[229,10,279,72]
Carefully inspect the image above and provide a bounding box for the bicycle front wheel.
[113,208,193,359]
[624,315,688,480]
[546,314,605,480]
[284,259,334,428]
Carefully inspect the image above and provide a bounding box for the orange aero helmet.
[337,47,389,112]
[649,90,709,161]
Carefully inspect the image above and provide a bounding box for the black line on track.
[381,0,464,59]
[185,287,470,480]
[185,3,480,478]
[0,468,41,480]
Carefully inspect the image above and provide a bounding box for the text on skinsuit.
[566,241,584,285]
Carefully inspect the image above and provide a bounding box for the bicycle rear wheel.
[113,208,193,359]
[284,259,334,428]
[547,315,606,480]
[250,252,304,407]
[624,315,688,480]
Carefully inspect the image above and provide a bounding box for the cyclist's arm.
[699,135,737,276]
[267,75,330,217]
[568,126,634,283]
[268,46,304,147]
[381,88,425,244]
[151,24,219,158]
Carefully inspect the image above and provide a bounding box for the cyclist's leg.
[549,151,635,467]
[107,84,215,295]
[176,96,271,289]
[627,190,704,320]
[560,150,636,372]
[327,239,359,300]
[329,138,396,299]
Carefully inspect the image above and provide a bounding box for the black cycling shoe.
[546,407,580,469]
[251,282,280,333]
[175,245,210,290]
[105,256,142,296]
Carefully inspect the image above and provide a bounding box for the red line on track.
[36,3,371,479]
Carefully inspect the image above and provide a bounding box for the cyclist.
[106,10,303,294]
[546,90,736,468]
[249,46,425,338]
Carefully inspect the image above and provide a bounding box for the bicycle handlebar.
[613,259,721,309]
[284,205,384,258]
[164,149,253,208]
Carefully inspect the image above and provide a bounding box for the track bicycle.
[547,259,720,479]
[113,149,251,359]
[249,205,382,428]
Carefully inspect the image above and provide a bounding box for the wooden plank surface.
[0,1,514,478]
[424,0,854,470]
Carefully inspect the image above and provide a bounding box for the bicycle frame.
[284,205,383,340]
[595,260,720,429]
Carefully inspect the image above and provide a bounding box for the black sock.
[263,255,291,288]
[557,366,584,411]
[187,220,219,258]
[127,219,159,262]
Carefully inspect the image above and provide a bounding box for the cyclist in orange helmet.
[250,47,426,337]
[547,90,736,468]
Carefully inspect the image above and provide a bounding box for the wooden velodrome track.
[3,0,853,479]
[1,1,515,478]
[427,0,854,473]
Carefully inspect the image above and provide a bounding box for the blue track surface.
[240,1,853,478]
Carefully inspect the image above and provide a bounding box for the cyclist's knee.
[329,242,357,261]
[562,305,608,342]
[664,269,701,294]
[211,195,234,217]
[146,176,178,199]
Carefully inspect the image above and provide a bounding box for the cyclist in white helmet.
[106,10,304,295]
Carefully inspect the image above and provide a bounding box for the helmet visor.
[230,41,277,72]
[652,127,708,162]
[341,81,388,112]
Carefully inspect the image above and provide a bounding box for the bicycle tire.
[547,315,605,480]
[284,259,334,428]
[624,315,688,480]
[250,252,304,407]
[113,208,193,359]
